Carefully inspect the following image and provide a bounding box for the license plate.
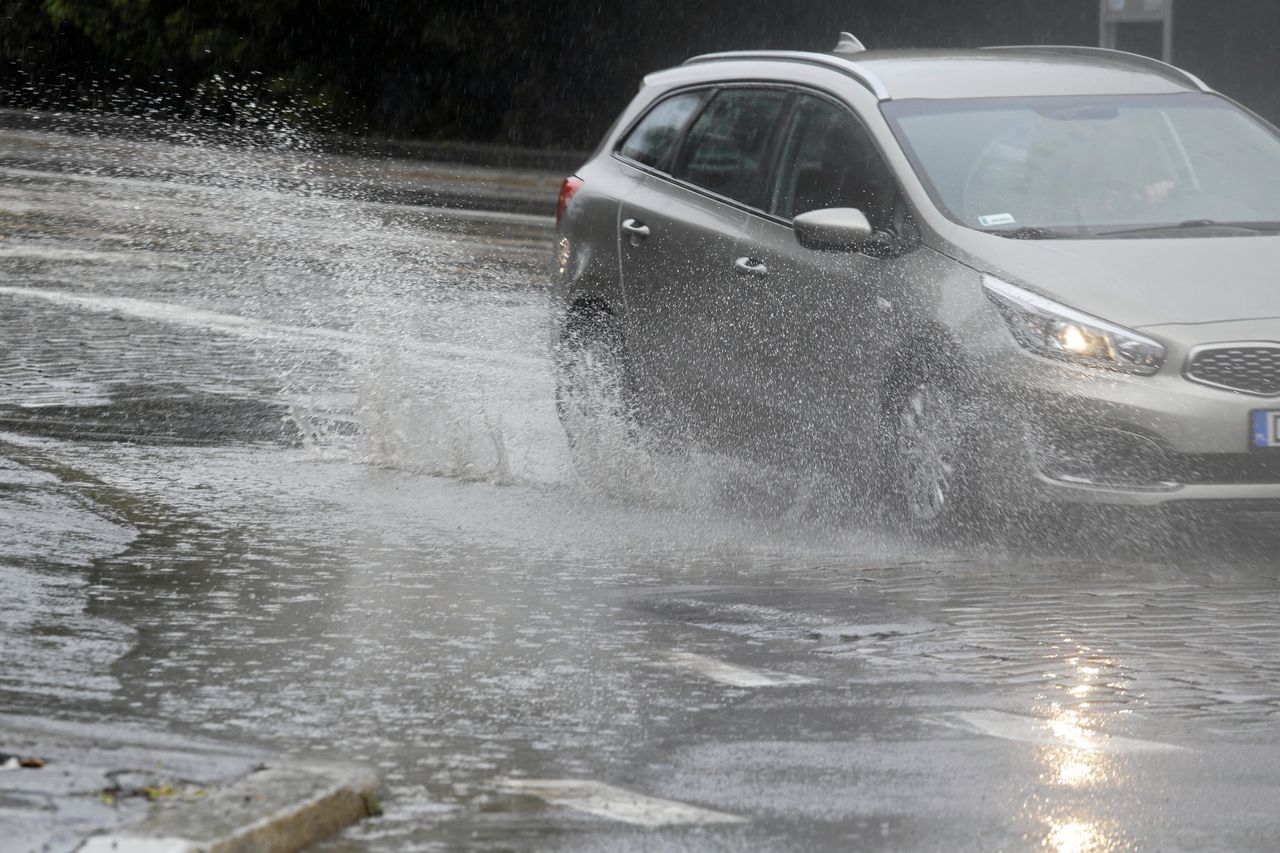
[1252,410,1280,448]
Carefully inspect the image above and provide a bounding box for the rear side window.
[670,88,788,208]
[672,88,791,208]
[617,92,706,169]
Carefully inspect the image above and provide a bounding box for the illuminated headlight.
[982,275,1165,375]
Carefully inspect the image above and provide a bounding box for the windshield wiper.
[1094,220,1280,238]
[980,226,1082,240]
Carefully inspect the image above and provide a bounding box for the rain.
[4,2,1280,852]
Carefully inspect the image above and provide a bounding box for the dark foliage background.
[1,1,1274,150]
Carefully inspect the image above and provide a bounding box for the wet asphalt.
[3,123,1280,852]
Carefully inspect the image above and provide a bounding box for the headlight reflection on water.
[1043,744,1111,788]
[1029,644,1133,852]
[1048,708,1100,752]
[1045,818,1112,853]
[1034,713,1124,850]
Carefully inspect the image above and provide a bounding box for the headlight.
[982,275,1165,375]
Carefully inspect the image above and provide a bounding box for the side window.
[770,95,898,229]
[671,88,791,209]
[617,91,706,170]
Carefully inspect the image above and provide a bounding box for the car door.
[727,92,908,466]
[617,86,791,441]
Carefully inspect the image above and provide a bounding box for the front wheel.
[882,359,975,536]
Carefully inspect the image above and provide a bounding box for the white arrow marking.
[0,286,544,371]
[945,710,1188,753]
[498,778,747,827]
[664,651,815,688]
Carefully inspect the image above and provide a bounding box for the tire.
[881,354,976,537]
[553,309,636,452]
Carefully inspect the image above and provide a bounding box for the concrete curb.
[76,762,380,853]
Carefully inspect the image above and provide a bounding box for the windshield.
[882,93,1280,237]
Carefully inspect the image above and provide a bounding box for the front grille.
[1186,344,1280,396]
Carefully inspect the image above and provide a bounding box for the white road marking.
[0,244,192,268]
[498,778,747,827]
[365,198,554,229]
[664,651,815,688]
[944,710,1188,753]
[0,285,546,372]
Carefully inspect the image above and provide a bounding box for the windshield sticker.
[978,213,1017,227]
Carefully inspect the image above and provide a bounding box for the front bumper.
[1025,474,1280,508]
[974,348,1280,507]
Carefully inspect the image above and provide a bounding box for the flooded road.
[4,123,1280,852]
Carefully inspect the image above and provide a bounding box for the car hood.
[944,230,1280,330]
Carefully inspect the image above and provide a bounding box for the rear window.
[617,92,706,169]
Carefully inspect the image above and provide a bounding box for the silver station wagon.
[551,35,1280,532]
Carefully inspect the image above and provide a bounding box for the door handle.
[733,257,769,278]
[621,218,650,244]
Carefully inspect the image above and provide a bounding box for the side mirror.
[793,207,874,251]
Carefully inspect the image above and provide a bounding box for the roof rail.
[682,50,892,101]
[981,45,1211,92]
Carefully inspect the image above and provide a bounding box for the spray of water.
[0,78,906,537]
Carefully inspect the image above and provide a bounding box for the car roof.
[677,46,1211,101]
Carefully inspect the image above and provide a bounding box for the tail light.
[557,176,583,227]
